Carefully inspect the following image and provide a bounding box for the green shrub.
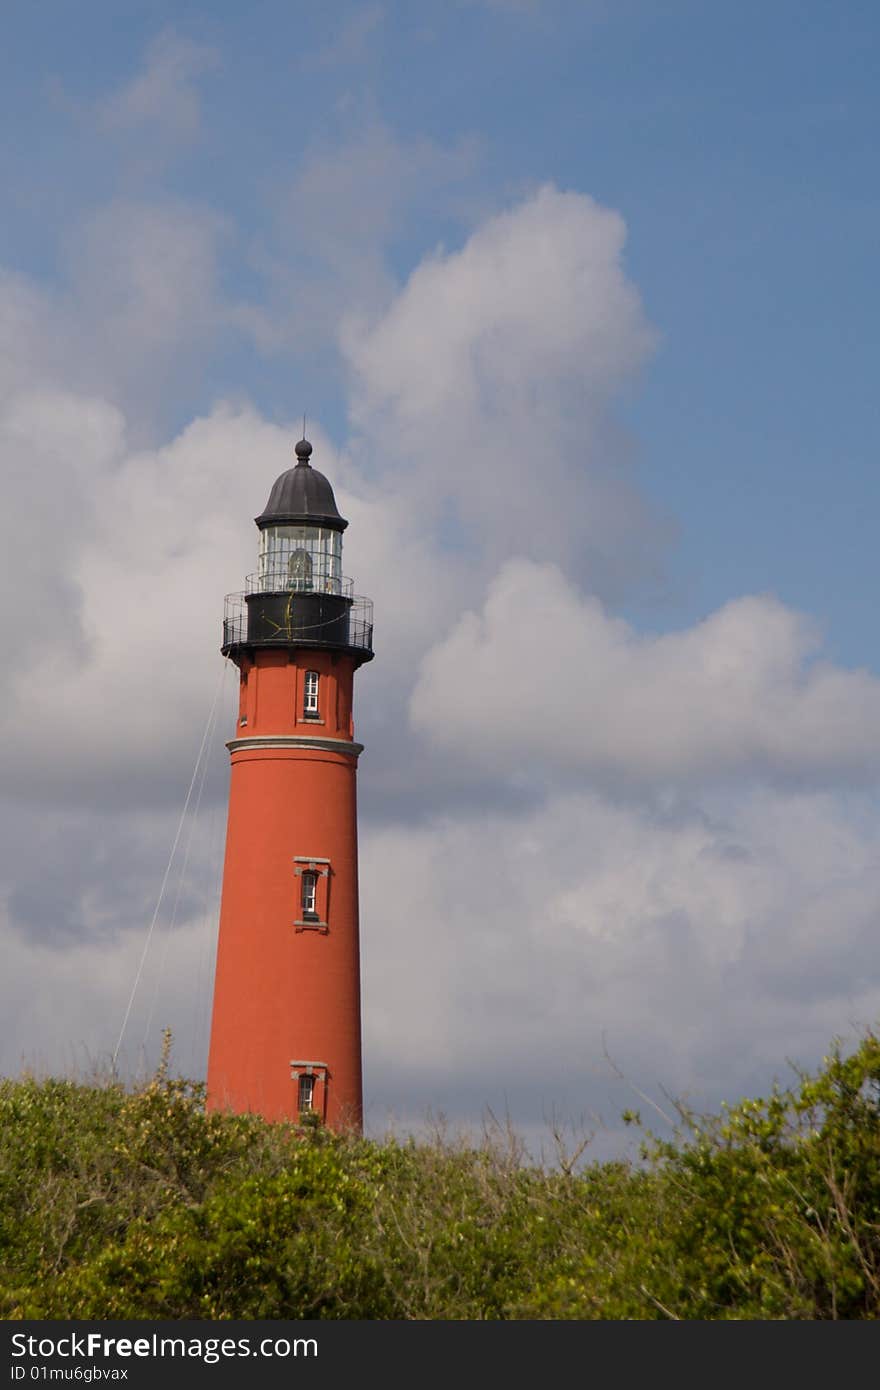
[2,1031,879,1319]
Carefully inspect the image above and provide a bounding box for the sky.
[2,0,880,1160]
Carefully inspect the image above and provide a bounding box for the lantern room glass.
[258,526,343,594]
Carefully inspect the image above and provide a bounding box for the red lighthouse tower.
[206,437,373,1131]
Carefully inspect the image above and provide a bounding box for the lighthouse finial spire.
[294,414,312,466]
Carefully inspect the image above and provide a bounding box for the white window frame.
[301,870,318,918]
[293,857,330,931]
[298,1072,315,1113]
[290,1059,328,1119]
[303,669,320,718]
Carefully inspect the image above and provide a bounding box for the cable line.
[112,662,228,1071]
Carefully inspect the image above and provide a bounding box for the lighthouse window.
[258,526,343,595]
[301,871,318,919]
[304,670,320,718]
[298,1073,315,1114]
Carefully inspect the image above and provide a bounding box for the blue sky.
[2,0,880,1150]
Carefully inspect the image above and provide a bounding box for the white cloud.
[361,784,880,1138]
[411,558,880,789]
[0,402,285,802]
[65,198,230,412]
[0,199,233,433]
[97,30,219,144]
[343,184,663,592]
[0,387,125,669]
[0,272,66,403]
[346,183,653,431]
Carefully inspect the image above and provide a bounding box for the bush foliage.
[2,1031,879,1319]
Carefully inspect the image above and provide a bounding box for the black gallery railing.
[222,590,373,656]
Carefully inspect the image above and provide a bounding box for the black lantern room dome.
[255,438,348,532]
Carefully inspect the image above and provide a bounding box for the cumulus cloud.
[0,272,68,403]
[0,388,124,671]
[346,183,653,437]
[411,558,880,790]
[0,203,235,435]
[0,402,287,804]
[65,199,231,417]
[344,184,664,594]
[361,785,880,1141]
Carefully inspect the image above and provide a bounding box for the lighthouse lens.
[288,548,313,589]
[258,525,343,593]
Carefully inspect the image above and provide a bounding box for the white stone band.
[226,735,364,757]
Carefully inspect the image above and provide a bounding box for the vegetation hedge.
[2,1031,879,1319]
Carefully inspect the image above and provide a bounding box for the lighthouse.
[206,437,373,1131]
